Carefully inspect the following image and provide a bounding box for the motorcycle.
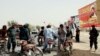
[38,36,44,46]
[18,39,43,56]
[46,38,54,53]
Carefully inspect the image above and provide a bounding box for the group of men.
[0,23,99,54]
[0,23,30,53]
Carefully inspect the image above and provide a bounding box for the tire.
[32,48,43,56]
[0,46,6,56]
[69,45,72,54]
[48,44,51,53]
[2,54,7,56]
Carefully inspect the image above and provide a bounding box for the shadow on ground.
[9,52,19,56]
[57,49,100,56]
[73,40,86,43]
[71,49,100,56]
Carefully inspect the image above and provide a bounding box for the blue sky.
[0,0,95,27]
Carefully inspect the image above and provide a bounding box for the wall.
[96,0,100,23]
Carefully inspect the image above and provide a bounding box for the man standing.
[42,25,55,53]
[58,24,66,51]
[7,23,18,52]
[89,25,99,52]
[19,24,30,53]
[75,27,80,42]
[38,26,44,46]
[0,25,7,40]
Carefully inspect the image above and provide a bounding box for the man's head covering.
[47,25,51,28]
[59,24,63,28]
[92,25,95,28]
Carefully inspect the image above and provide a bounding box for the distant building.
[78,1,100,28]
[96,0,100,23]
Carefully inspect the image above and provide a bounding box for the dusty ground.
[71,49,100,56]
[57,31,100,56]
